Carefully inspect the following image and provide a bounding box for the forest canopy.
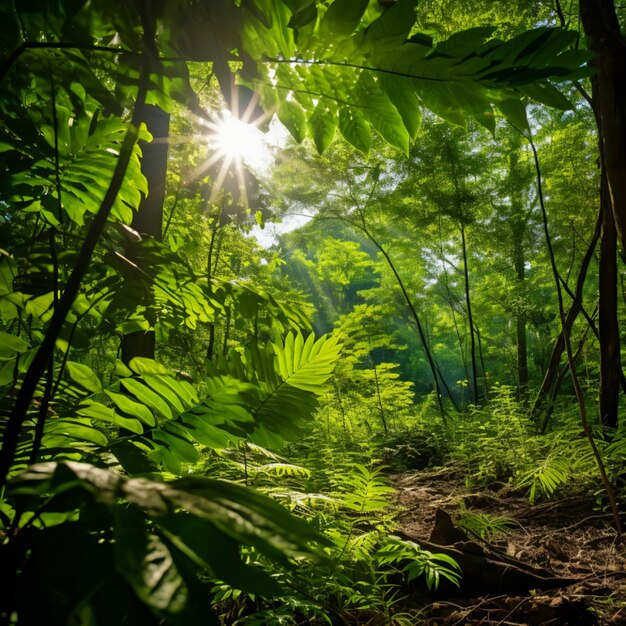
[2,0,626,624]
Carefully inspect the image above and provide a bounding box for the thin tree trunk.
[530,210,601,422]
[474,322,489,400]
[322,195,458,416]
[351,216,450,419]
[121,104,170,364]
[460,221,478,403]
[599,170,621,429]
[529,132,621,538]
[540,305,597,433]
[207,325,216,362]
[376,243,448,419]
[206,203,223,362]
[438,219,470,386]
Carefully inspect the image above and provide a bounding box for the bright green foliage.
[449,384,538,484]
[338,463,395,513]
[316,240,375,289]
[456,508,516,540]
[272,99,602,403]
[245,1,590,150]
[376,537,461,590]
[513,421,626,504]
[201,332,342,448]
[198,440,461,623]
[0,0,608,623]
[323,304,416,437]
[1,95,149,226]
[0,333,340,477]
[517,453,571,503]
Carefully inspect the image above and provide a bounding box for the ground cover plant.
[2,0,626,624]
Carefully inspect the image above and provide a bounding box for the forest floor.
[393,468,626,625]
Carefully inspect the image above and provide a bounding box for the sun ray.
[180,88,279,206]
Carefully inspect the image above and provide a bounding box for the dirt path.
[393,468,626,624]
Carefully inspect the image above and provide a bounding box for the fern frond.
[254,463,311,478]
[274,332,342,393]
[195,333,341,448]
[517,454,571,503]
[337,465,394,514]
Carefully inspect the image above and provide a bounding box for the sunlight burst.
[186,110,273,205]
[213,114,268,169]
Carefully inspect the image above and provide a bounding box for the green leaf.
[158,513,282,596]
[114,359,134,378]
[379,75,422,139]
[0,252,16,297]
[43,418,108,446]
[165,475,331,563]
[152,427,200,464]
[111,440,160,475]
[121,378,173,419]
[525,29,578,67]
[287,1,317,29]
[0,332,28,359]
[129,358,170,375]
[319,0,368,38]
[25,292,55,321]
[66,361,102,394]
[518,81,573,110]
[354,73,409,152]
[78,400,143,435]
[274,333,341,392]
[496,98,529,131]
[143,375,190,413]
[435,26,495,58]
[115,507,188,613]
[309,101,338,153]
[105,390,156,427]
[0,360,15,386]
[338,106,371,155]
[411,80,475,126]
[277,99,308,143]
[365,0,417,45]
[10,462,330,565]
[180,413,233,448]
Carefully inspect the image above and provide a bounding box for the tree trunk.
[206,203,223,362]
[121,105,170,364]
[222,306,231,356]
[599,171,621,429]
[580,0,626,430]
[474,322,489,400]
[580,0,626,255]
[540,310,597,433]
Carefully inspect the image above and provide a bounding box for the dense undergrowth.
[185,384,626,624]
[197,436,459,624]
